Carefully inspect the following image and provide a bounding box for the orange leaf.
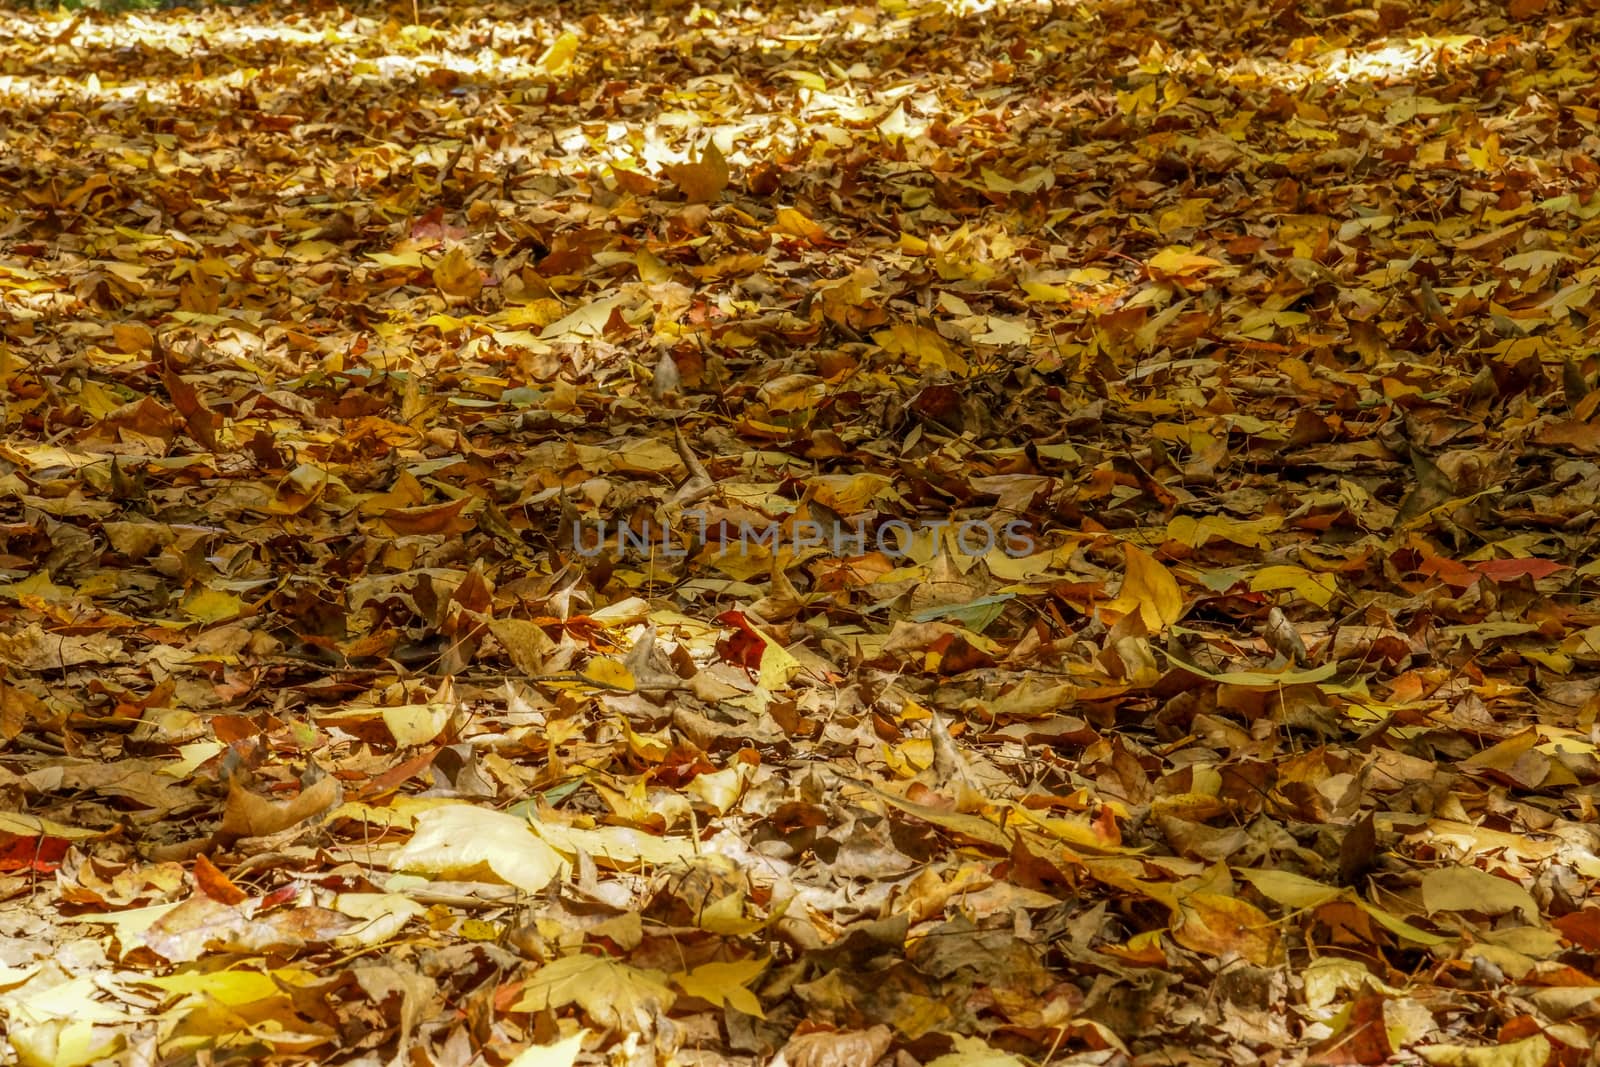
[194,853,249,905]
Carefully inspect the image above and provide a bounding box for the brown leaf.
[1309,994,1392,1065]
[780,1025,894,1067]
[666,139,729,203]
[378,496,476,536]
[218,773,342,843]
[161,370,219,450]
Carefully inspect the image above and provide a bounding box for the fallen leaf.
[391,804,567,893]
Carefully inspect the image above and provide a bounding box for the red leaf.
[1553,908,1600,950]
[716,610,768,670]
[1471,558,1569,582]
[0,834,70,874]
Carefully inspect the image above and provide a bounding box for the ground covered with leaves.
[4,0,1600,1063]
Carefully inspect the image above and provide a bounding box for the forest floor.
[3,0,1600,1064]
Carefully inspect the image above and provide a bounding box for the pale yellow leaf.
[1250,564,1339,608]
[530,820,695,869]
[391,804,566,893]
[381,704,451,747]
[1418,1035,1551,1067]
[757,638,802,690]
[1421,866,1539,923]
[512,955,675,1031]
[505,1030,588,1067]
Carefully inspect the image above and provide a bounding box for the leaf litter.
[2,0,1600,1064]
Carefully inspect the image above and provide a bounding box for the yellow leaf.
[1302,958,1378,1010]
[534,32,582,79]
[60,902,178,945]
[672,958,768,1018]
[433,245,482,300]
[697,891,768,936]
[288,239,339,262]
[316,702,454,747]
[622,719,670,761]
[773,206,827,243]
[981,166,1052,195]
[0,812,102,840]
[424,312,470,331]
[872,322,968,376]
[323,795,461,833]
[0,571,73,603]
[782,70,827,92]
[970,316,1030,346]
[331,893,426,947]
[142,965,324,1005]
[1162,652,1338,689]
[0,974,132,1030]
[1250,564,1338,608]
[530,820,695,869]
[925,1036,1030,1067]
[1146,246,1224,284]
[380,703,451,747]
[757,637,802,690]
[512,955,675,1031]
[496,300,565,328]
[1418,1036,1551,1067]
[1236,868,1343,909]
[391,804,567,893]
[539,295,629,341]
[899,232,929,255]
[1166,514,1281,549]
[685,766,746,813]
[1360,900,1451,946]
[1155,198,1211,236]
[1171,891,1278,965]
[870,787,1013,851]
[505,1030,588,1067]
[159,740,225,778]
[1104,543,1184,632]
[582,656,636,692]
[635,250,673,284]
[877,101,928,142]
[8,1021,122,1067]
[1019,278,1076,302]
